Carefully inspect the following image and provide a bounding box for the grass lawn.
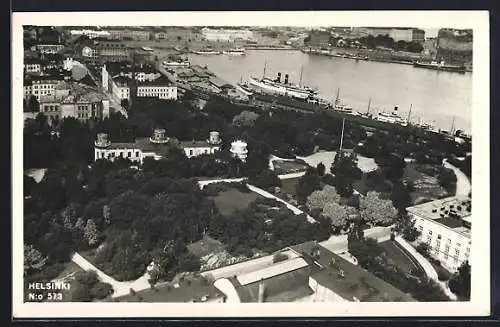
[187,234,226,258]
[279,177,301,196]
[404,163,449,203]
[209,187,261,217]
[379,240,424,276]
[273,160,308,175]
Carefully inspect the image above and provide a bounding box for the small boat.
[333,88,353,113]
[236,83,254,96]
[222,48,246,56]
[193,49,221,55]
[162,56,190,67]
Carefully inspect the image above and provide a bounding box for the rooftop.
[236,257,309,286]
[137,76,173,87]
[114,278,224,303]
[406,196,471,235]
[179,140,216,149]
[289,242,415,302]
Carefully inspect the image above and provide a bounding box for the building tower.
[94,133,111,161]
[230,140,248,162]
[149,128,169,144]
[207,131,222,145]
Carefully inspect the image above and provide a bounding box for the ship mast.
[450,116,456,135]
[262,60,267,79]
[367,98,371,114]
[335,88,340,106]
[339,117,345,153]
[407,104,412,124]
[299,65,304,87]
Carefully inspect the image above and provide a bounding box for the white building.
[407,196,471,272]
[94,129,222,164]
[110,76,131,101]
[70,29,111,39]
[27,76,66,100]
[230,140,248,162]
[136,76,178,100]
[36,44,65,54]
[201,27,254,42]
[24,58,41,73]
[181,131,222,158]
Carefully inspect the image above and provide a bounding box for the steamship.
[248,72,319,100]
[375,106,409,126]
[413,60,466,73]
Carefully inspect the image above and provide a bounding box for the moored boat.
[222,48,246,56]
[413,60,466,73]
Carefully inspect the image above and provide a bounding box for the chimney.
[258,279,265,303]
[284,74,289,84]
[394,105,399,112]
[276,72,281,83]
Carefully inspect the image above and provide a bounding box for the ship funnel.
[284,74,289,84]
[394,105,399,112]
[276,72,281,83]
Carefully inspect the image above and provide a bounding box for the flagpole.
[339,117,345,153]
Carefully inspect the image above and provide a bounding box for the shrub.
[273,252,289,263]
[437,267,451,281]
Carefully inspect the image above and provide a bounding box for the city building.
[94,129,222,164]
[230,140,248,162]
[352,27,426,43]
[110,75,131,101]
[201,27,254,42]
[38,83,110,124]
[307,30,331,48]
[213,241,415,302]
[70,29,111,39]
[26,75,66,100]
[136,76,178,100]
[154,31,168,40]
[181,131,222,158]
[36,43,65,54]
[24,57,42,74]
[106,29,151,41]
[406,196,471,272]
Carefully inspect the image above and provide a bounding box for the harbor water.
[188,50,472,133]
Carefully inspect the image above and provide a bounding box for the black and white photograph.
[12,11,490,318]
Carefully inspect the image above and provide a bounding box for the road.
[443,159,471,197]
[84,64,128,118]
[71,253,151,298]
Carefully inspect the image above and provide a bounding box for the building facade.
[201,28,254,42]
[24,58,42,74]
[28,76,66,100]
[407,196,471,272]
[94,129,222,164]
[106,29,151,41]
[110,76,131,101]
[36,44,65,54]
[38,85,110,124]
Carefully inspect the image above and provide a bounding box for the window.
[112,152,115,158]
[128,151,131,158]
[466,247,470,253]
[189,149,193,156]
[448,238,452,244]
[455,248,460,256]
[437,234,442,240]
[135,151,139,157]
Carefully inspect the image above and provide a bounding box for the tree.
[306,185,341,211]
[296,167,322,204]
[316,162,326,177]
[322,201,349,230]
[391,181,412,215]
[395,213,420,242]
[232,110,260,127]
[121,99,129,109]
[331,152,362,180]
[438,167,457,194]
[359,191,398,226]
[83,219,99,247]
[24,244,48,275]
[248,169,281,190]
[449,261,471,300]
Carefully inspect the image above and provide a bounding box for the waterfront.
[188,50,472,132]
